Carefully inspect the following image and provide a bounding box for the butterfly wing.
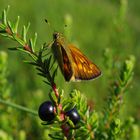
[68,44,101,81]
[52,41,74,81]
[60,46,73,81]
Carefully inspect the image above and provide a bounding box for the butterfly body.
[51,32,101,81]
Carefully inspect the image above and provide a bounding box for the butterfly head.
[53,32,62,40]
[53,32,65,45]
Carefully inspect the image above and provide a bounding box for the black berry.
[66,108,80,125]
[38,101,55,121]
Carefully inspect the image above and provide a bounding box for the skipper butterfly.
[51,32,101,81]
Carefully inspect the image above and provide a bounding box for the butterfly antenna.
[45,19,50,26]
[45,19,56,34]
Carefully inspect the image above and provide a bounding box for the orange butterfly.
[51,32,101,81]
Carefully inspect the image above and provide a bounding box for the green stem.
[0,98,38,116]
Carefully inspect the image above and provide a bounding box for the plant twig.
[0,98,38,116]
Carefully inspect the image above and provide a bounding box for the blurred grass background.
[0,0,140,139]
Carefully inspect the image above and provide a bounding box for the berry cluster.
[38,101,80,125]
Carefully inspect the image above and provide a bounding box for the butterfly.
[50,32,101,81]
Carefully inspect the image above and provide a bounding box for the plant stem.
[0,98,38,116]
[51,82,59,98]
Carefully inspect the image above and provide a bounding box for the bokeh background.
[0,0,140,139]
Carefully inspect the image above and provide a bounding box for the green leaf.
[43,59,49,71]
[0,23,6,29]
[29,38,33,51]
[21,22,30,42]
[14,34,25,46]
[88,112,99,130]
[41,121,54,125]
[7,20,13,34]
[0,30,6,33]
[63,102,76,112]
[32,32,37,52]
[37,72,46,78]
[49,90,58,106]
[23,61,37,66]
[8,47,18,50]
[57,89,64,105]
[47,55,52,69]
[26,22,30,32]
[2,9,7,25]
[43,80,51,86]
[52,66,58,81]
[16,47,32,55]
[22,26,27,42]
[49,126,62,131]
[48,134,63,140]
[13,16,20,33]
[36,67,44,73]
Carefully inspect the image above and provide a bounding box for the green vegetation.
[0,0,140,139]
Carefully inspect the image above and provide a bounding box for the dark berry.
[66,108,80,125]
[38,101,55,121]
